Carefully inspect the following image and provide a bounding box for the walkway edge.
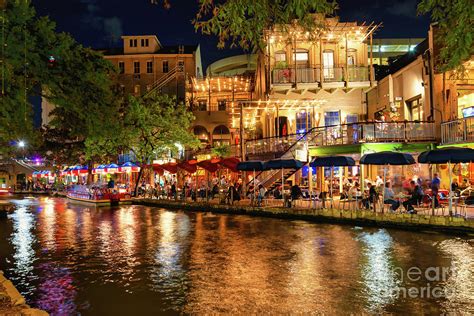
[134,199,474,235]
[0,270,48,315]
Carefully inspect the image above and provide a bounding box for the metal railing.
[245,121,436,156]
[271,65,369,84]
[441,117,474,144]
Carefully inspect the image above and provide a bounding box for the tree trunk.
[87,160,94,184]
[134,162,145,197]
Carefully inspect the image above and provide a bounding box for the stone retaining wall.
[0,271,48,315]
[134,199,474,235]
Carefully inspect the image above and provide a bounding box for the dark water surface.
[0,197,473,315]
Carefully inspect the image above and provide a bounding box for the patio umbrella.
[92,164,107,174]
[71,165,89,176]
[177,161,197,174]
[237,160,266,190]
[197,159,220,173]
[360,151,415,213]
[119,162,140,173]
[418,147,474,215]
[218,157,240,172]
[310,156,356,208]
[105,163,119,174]
[160,162,178,174]
[266,159,304,193]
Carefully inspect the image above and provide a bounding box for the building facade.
[102,35,203,101]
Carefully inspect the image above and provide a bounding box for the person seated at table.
[257,184,266,206]
[460,179,472,196]
[451,178,460,196]
[273,185,282,199]
[402,180,423,213]
[348,182,362,198]
[384,182,400,212]
[290,184,303,202]
[362,182,378,209]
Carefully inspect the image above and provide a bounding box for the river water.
[0,197,473,315]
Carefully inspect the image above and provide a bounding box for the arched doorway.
[212,125,231,146]
[193,125,210,146]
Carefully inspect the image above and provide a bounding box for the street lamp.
[18,140,25,148]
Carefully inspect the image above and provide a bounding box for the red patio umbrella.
[160,162,178,174]
[197,159,220,173]
[178,161,197,174]
[218,157,240,172]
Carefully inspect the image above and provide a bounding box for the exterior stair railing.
[142,66,178,97]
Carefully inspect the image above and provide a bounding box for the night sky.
[32,0,431,69]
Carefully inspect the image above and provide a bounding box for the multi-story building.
[369,38,424,65]
[102,35,203,101]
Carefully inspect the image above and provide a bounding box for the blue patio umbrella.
[237,161,267,189]
[265,159,304,170]
[360,151,415,213]
[310,156,356,208]
[418,147,474,215]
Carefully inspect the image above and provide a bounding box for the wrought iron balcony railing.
[271,65,370,85]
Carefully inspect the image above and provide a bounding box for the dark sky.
[32,0,430,69]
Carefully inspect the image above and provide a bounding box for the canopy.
[265,159,304,170]
[197,159,220,173]
[360,151,415,165]
[160,162,178,174]
[105,163,120,174]
[218,157,240,172]
[71,165,88,175]
[310,156,355,167]
[418,147,474,164]
[178,161,197,174]
[92,164,107,174]
[119,162,140,173]
[236,161,266,171]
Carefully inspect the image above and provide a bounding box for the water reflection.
[0,198,473,315]
[357,229,401,313]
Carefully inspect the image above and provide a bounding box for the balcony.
[271,65,370,88]
[441,117,474,145]
[245,121,436,157]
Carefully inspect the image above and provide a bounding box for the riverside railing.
[441,117,474,145]
[246,121,436,156]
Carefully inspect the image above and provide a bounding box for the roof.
[99,45,198,56]
[383,38,428,78]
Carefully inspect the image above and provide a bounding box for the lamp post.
[17,140,26,160]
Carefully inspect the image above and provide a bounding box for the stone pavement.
[0,271,48,316]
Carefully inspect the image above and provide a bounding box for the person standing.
[431,173,441,208]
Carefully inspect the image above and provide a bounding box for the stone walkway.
[0,271,48,315]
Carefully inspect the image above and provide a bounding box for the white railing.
[441,117,474,144]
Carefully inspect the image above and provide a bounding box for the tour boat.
[66,186,132,207]
[0,188,10,196]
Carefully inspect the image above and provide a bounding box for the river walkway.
[134,198,474,235]
[0,271,48,315]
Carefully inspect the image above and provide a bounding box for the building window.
[293,49,309,63]
[146,61,153,73]
[407,97,423,121]
[198,100,207,111]
[347,49,357,66]
[145,39,149,47]
[134,85,140,95]
[162,60,169,73]
[275,50,286,66]
[130,39,137,47]
[323,50,335,78]
[178,61,184,72]
[133,61,140,74]
[118,61,125,74]
[324,111,340,126]
[296,111,312,133]
[218,100,226,111]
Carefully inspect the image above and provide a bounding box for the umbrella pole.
[330,166,333,208]
[253,169,256,206]
[382,166,386,214]
[448,161,453,216]
[431,164,435,216]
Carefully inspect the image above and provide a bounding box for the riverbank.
[0,271,48,315]
[134,198,474,235]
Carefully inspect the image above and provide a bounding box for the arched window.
[347,48,357,66]
[213,125,230,135]
[193,125,210,143]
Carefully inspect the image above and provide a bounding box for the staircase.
[247,128,322,191]
[142,66,178,97]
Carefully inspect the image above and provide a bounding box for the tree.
[0,0,119,162]
[86,95,200,195]
[154,0,337,51]
[418,0,474,72]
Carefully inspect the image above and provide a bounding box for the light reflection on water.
[0,197,472,315]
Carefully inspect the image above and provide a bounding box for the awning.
[119,162,140,173]
[178,161,197,174]
[105,163,120,174]
[218,157,240,172]
[197,159,220,173]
